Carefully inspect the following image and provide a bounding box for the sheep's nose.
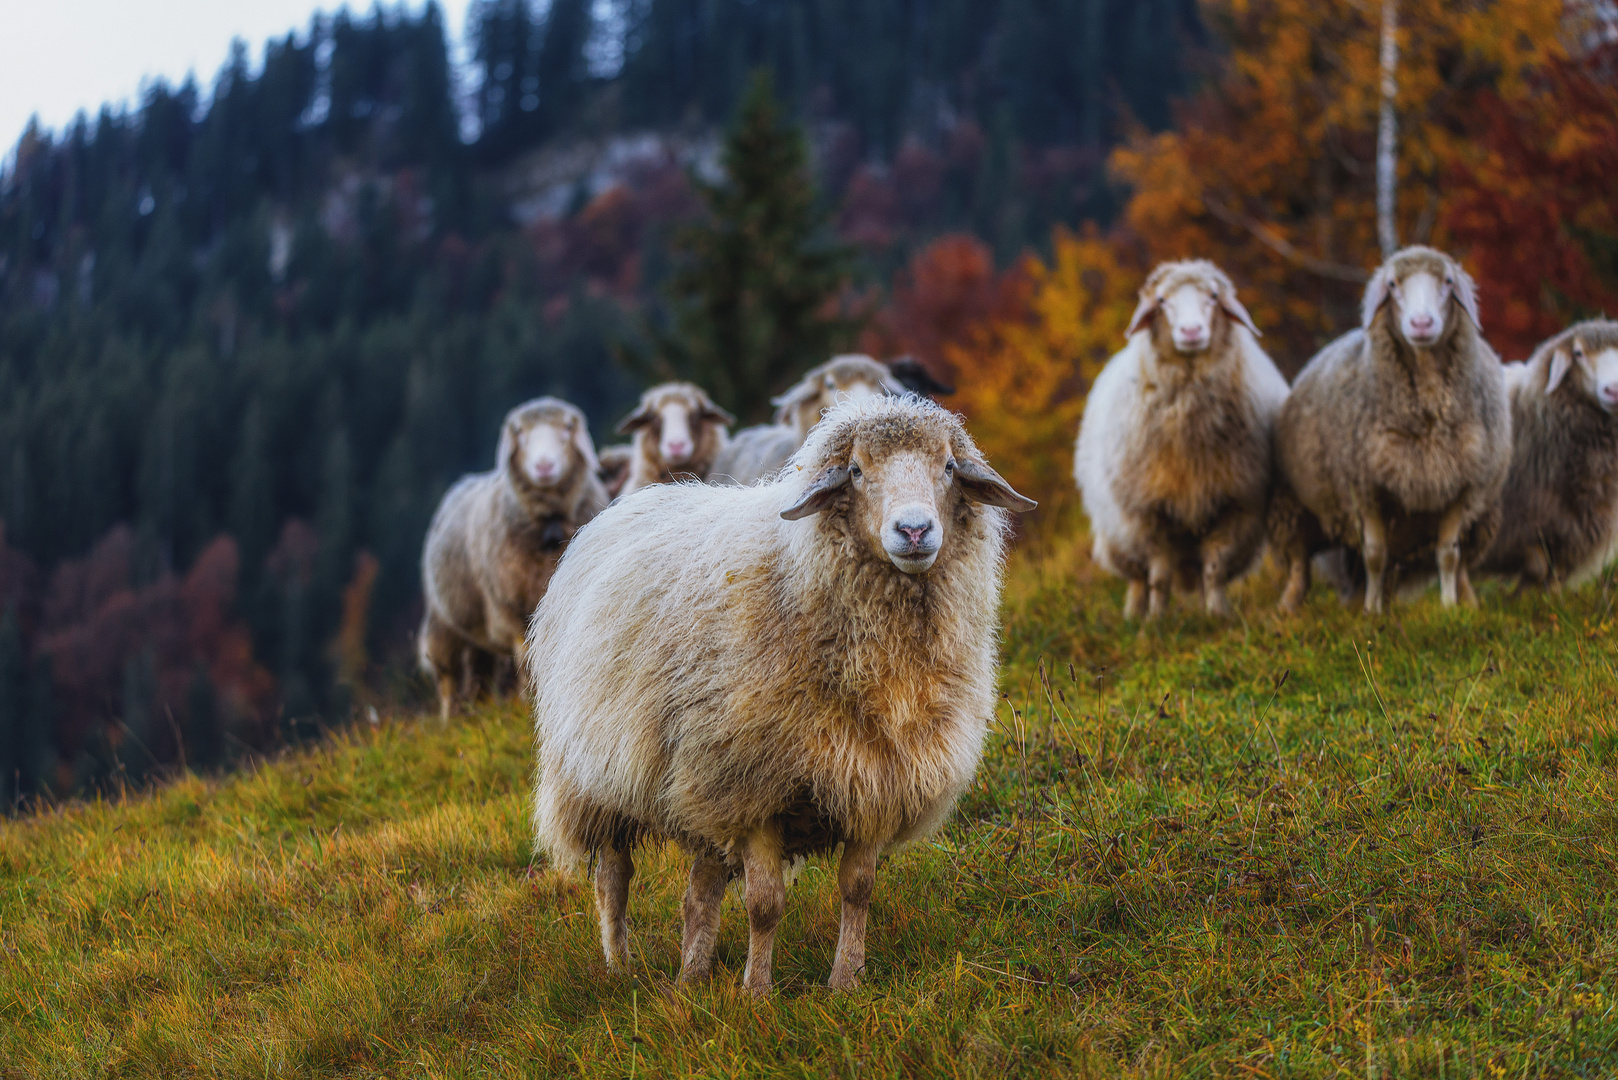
[665,440,691,460]
[892,516,937,550]
[1602,384,1618,406]
[1182,325,1205,340]
[1410,314,1435,334]
[532,460,557,480]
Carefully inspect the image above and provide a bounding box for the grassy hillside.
[3,530,1617,1078]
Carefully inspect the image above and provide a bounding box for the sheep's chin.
[887,550,939,574]
[1172,338,1208,356]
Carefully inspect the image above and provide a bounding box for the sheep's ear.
[955,459,1037,513]
[1361,264,1393,330]
[699,397,737,427]
[1546,346,1576,394]
[1217,287,1262,338]
[616,402,656,435]
[779,465,850,520]
[1452,264,1483,331]
[497,418,522,468]
[570,419,599,472]
[1125,291,1160,338]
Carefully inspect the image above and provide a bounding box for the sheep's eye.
[944,459,956,478]
[849,463,862,479]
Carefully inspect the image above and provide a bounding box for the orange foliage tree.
[1111,0,1562,371]
[948,229,1141,502]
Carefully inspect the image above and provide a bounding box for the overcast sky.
[0,1,476,157]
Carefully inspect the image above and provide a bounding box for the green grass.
[4,533,1617,1078]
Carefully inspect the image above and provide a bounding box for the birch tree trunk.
[1376,0,1400,260]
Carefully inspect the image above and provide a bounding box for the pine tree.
[647,70,858,421]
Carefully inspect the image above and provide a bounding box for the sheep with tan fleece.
[1074,259,1289,619]
[1480,319,1618,589]
[1269,245,1510,613]
[615,382,734,496]
[419,397,607,721]
[527,394,1035,994]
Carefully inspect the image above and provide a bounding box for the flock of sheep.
[414,243,1618,995]
[1078,246,1618,620]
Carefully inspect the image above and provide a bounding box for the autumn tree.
[1110,0,1561,369]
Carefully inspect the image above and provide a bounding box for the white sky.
[0,1,477,155]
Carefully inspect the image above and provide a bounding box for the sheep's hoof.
[828,965,862,992]
[1206,594,1234,619]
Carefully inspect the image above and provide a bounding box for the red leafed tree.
[1443,59,1618,359]
[37,529,275,773]
[859,234,1025,384]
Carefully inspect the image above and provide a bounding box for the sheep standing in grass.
[615,382,734,497]
[1479,319,1618,589]
[419,398,607,721]
[709,354,903,486]
[528,395,1034,994]
[1073,260,1288,619]
[1269,246,1510,613]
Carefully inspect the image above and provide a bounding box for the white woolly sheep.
[709,354,904,486]
[1269,245,1511,613]
[419,397,607,721]
[1074,259,1288,619]
[615,382,734,497]
[1479,319,1618,588]
[527,394,1035,994]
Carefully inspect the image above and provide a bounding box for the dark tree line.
[0,0,1201,804]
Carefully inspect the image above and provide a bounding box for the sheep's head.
[1362,246,1481,350]
[1127,259,1261,356]
[1544,320,1618,414]
[617,382,735,469]
[780,397,1035,574]
[772,354,906,440]
[500,398,596,492]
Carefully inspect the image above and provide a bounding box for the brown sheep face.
[1551,337,1618,413]
[773,355,903,439]
[781,420,1034,574]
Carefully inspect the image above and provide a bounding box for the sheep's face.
[1160,282,1219,354]
[515,416,579,488]
[501,399,595,495]
[1363,248,1481,349]
[781,409,1036,574]
[848,435,956,574]
[617,384,736,471]
[653,400,698,466]
[1550,335,1618,413]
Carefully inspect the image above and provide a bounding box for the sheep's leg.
[1146,553,1174,620]
[594,843,635,968]
[679,851,729,983]
[740,825,786,996]
[1361,509,1389,615]
[1122,579,1147,620]
[1458,564,1479,605]
[828,839,881,991]
[1436,502,1470,607]
[1199,518,1248,619]
[1521,544,1551,592]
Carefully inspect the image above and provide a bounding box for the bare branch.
[1201,194,1372,283]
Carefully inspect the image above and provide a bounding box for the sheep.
[709,354,904,486]
[1269,245,1511,614]
[419,397,607,721]
[1073,259,1289,619]
[527,394,1035,995]
[1478,319,1618,589]
[595,443,634,499]
[615,382,735,497]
